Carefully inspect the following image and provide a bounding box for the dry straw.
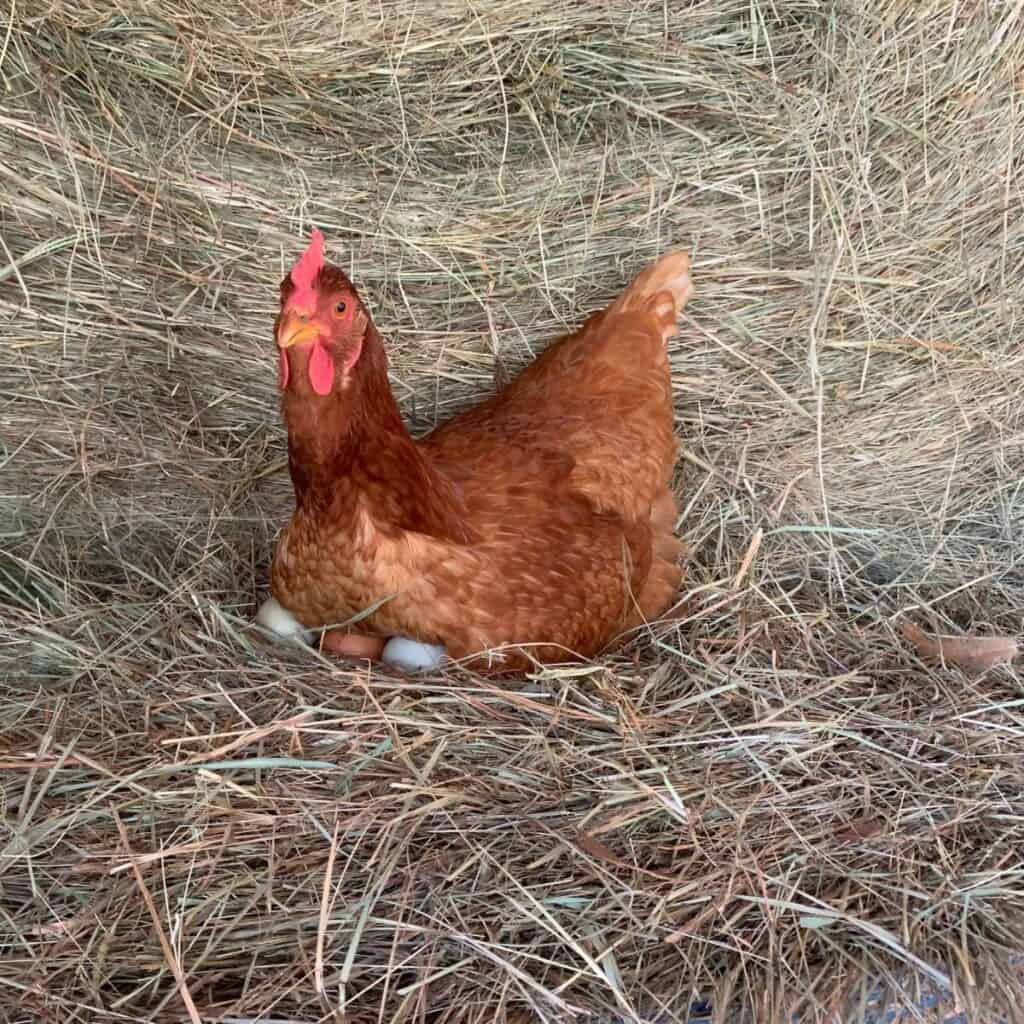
[1,2,1023,1022]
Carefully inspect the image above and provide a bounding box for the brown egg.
[320,630,386,661]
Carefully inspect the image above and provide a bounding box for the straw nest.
[2,2,1022,1022]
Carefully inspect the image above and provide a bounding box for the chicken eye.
[335,301,347,315]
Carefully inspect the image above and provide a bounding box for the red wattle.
[278,348,290,389]
[308,341,334,395]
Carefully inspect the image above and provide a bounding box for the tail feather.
[610,250,693,322]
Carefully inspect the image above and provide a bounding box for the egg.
[256,597,313,644]
[381,637,447,671]
[320,630,386,661]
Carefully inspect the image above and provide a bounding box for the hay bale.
[1,2,1021,1021]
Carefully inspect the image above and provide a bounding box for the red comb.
[289,228,324,308]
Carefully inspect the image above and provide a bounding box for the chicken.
[257,230,691,673]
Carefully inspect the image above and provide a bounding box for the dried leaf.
[901,622,1019,674]
[834,818,886,842]
[575,832,622,865]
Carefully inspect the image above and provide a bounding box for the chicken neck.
[281,333,472,543]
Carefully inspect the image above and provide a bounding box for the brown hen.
[259,231,692,673]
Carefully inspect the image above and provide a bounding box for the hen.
[257,231,691,673]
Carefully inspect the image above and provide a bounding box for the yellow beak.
[277,313,320,349]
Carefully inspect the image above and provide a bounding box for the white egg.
[256,596,313,644]
[382,637,447,672]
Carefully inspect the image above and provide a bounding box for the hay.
[1,2,1022,1021]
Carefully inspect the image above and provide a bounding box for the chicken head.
[275,229,367,396]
